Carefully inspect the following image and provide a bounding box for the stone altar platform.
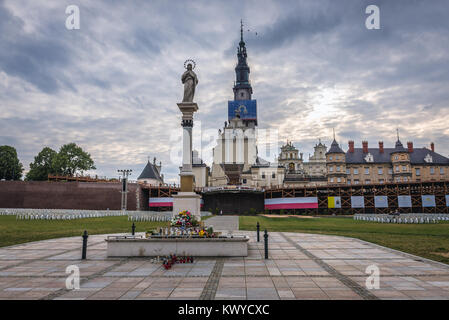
[105,235,249,257]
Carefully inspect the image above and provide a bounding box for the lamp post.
[118,169,132,211]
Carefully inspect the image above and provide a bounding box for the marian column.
[172,60,202,220]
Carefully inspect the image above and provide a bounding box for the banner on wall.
[149,197,173,207]
[422,195,436,207]
[446,195,449,207]
[374,196,388,208]
[398,195,412,208]
[149,198,204,208]
[351,196,365,208]
[328,196,341,208]
[264,197,318,210]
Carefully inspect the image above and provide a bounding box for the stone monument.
[172,60,202,221]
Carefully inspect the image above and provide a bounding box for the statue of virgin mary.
[181,63,198,103]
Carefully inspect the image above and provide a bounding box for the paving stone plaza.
[1,216,449,300]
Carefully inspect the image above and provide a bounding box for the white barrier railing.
[353,213,449,224]
[0,208,213,221]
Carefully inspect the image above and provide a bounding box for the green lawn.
[0,216,168,248]
[239,215,449,265]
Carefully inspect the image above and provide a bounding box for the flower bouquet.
[170,210,199,227]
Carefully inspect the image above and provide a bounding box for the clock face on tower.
[237,90,248,100]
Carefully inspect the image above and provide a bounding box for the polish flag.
[149,197,173,207]
[264,197,318,210]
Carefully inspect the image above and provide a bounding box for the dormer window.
[364,153,374,163]
[424,154,433,163]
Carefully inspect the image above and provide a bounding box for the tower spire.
[396,128,400,141]
[233,19,252,100]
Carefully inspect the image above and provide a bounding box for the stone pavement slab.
[1,230,449,300]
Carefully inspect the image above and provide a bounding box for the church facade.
[210,23,259,187]
[209,24,329,188]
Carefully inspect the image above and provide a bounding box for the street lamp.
[117,169,132,211]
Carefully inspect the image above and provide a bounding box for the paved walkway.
[204,216,239,231]
[1,231,449,300]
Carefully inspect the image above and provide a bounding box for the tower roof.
[326,139,345,154]
[234,19,252,91]
[137,160,163,181]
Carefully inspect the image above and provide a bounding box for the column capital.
[181,119,193,127]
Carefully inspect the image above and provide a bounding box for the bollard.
[264,229,268,259]
[132,222,136,235]
[256,222,260,242]
[81,230,88,260]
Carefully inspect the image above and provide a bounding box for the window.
[262,173,266,179]
[336,166,341,172]
[365,168,369,175]
[430,167,435,175]
[243,179,247,184]
[329,166,334,172]
[402,166,407,172]
[336,155,339,160]
[365,179,371,184]
[395,165,400,172]
[440,167,444,175]
[388,168,393,174]
[395,155,398,160]
[272,173,275,179]
[337,177,341,183]
[347,179,351,184]
[329,156,333,161]
[354,179,359,185]
[379,179,384,184]
[354,168,359,175]
[378,168,383,175]
[396,177,401,182]
[404,177,408,182]
[330,178,334,183]
[346,168,350,174]
[416,168,421,176]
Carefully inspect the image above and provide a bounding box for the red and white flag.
[264,197,318,210]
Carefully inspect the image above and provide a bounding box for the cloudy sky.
[1,0,448,183]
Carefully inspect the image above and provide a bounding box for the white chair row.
[354,214,449,224]
[128,212,172,222]
[0,208,127,220]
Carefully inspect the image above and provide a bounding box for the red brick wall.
[0,181,138,210]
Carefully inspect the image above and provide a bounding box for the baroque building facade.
[326,138,449,185]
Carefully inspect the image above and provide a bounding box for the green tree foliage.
[52,143,96,176]
[0,145,23,180]
[25,147,57,181]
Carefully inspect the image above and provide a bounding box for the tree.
[52,143,96,176]
[26,147,57,181]
[0,145,23,180]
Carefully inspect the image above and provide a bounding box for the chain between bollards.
[81,230,88,260]
[132,222,136,235]
[264,229,268,259]
[256,221,260,242]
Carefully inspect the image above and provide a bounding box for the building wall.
[193,166,208,188]
[0,181,137,210]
